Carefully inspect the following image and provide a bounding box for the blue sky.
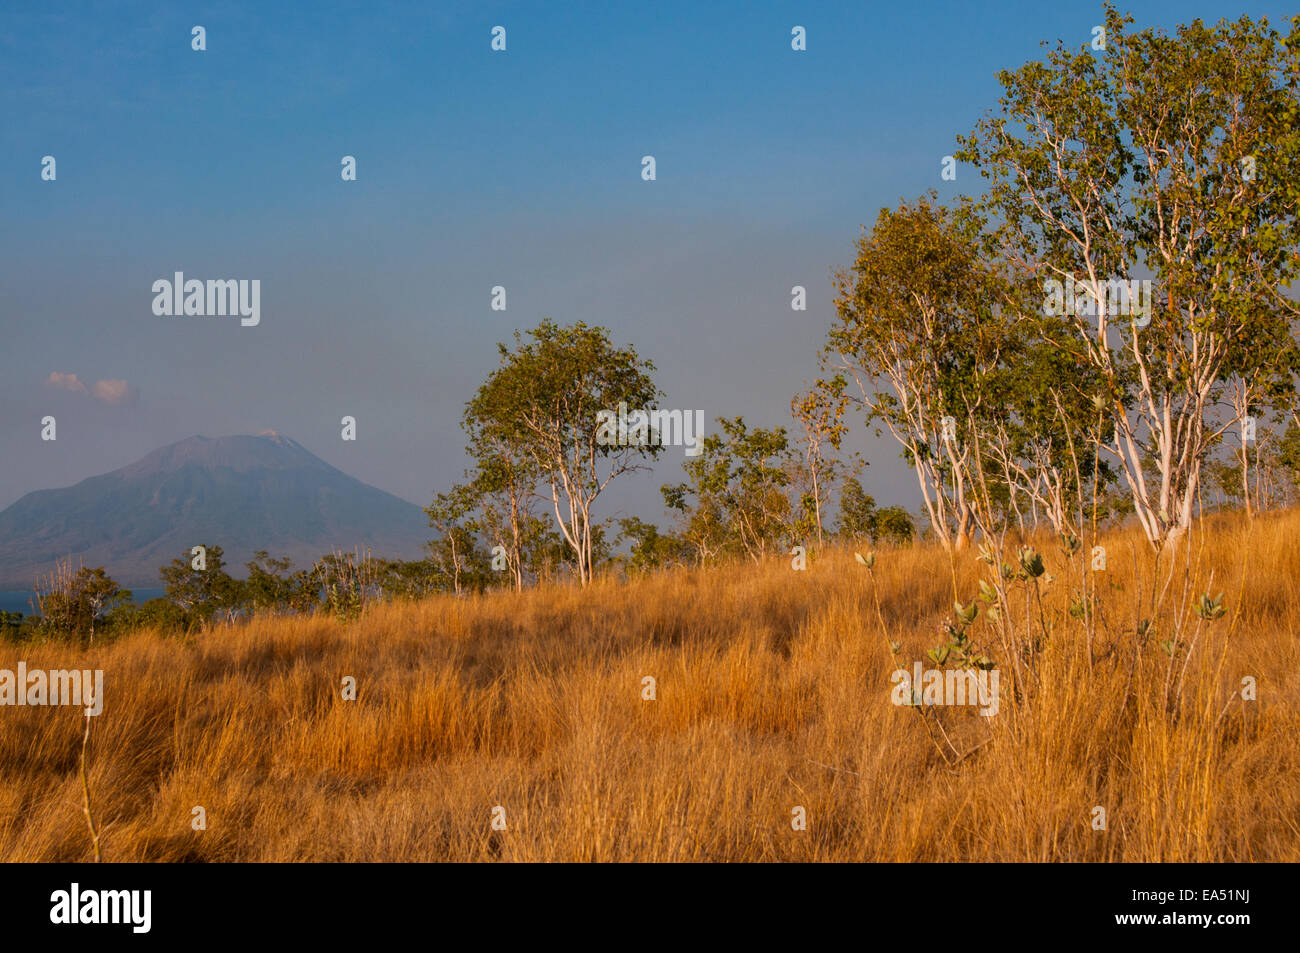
[2,0,1294,524]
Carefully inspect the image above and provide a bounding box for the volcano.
[0,433,430,587]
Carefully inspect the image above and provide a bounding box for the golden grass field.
[2,510,1297,862]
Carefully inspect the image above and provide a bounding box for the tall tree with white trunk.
[957,7,1300,549]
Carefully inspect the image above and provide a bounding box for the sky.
[2,0,1295,527]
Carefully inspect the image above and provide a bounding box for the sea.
[0,588,166,616]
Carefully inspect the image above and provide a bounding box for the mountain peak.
[118,432,320,479]
[256,429,296,445]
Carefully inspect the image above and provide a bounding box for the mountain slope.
[0,433,430,587]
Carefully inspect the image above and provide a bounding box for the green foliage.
[130,598,188,634]
[825,193,1020,549]
[836,477,878,541]
[33,564,132,644]
[244,551,319,614]
[425,484,486,595]
[1017,546,1046,580]
[955,6,1300,545]
[158,544,246,630]
[1279,423,1300,488]
[790,377,851,544]
[663,416,795,563]
[461,319,662,585]
[873,506,916,547]
[374,558,443,601]
[0,611,30,644]
[615,516,688,574]
[929,598,996,671]
[1193,591,1227,622]
[314,550,379,623]
[839,479,916,548]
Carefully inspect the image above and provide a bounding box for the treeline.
[0,546,467,644]
[435,391,916,591]
[424,315,918,598]
[0,462,916,645]
[0,404,920,644]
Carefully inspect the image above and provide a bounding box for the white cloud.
[92,379,136,405]
[45,372,136,405]
[45,371,88,394]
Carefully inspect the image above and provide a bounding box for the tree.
[133,598,188,633]
[836,477,916,547]
[976,326,1118,537]
[1220,322,1300,518]
[956,7,1300,548]
[426,484,482,596]
[469,454,546,592]
[873,506,917,547]
[244,552,299,613]
[314,549,380,621]
[1280,420,1300,500]
[836,476,879,542]
[790,376,850,547]
[159,544,245,628]
[825,194,1012,551]
[375,558,442,600]
[32,561,131,644]
[663,417,795,563]
[242,551,321,614]
[77,567,131,644]
[464,320,662,585]
[0,611,28,643]
[615,516,688,574]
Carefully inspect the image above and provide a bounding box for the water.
[0,588,166,616]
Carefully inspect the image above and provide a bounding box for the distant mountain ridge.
[0,433,430,588]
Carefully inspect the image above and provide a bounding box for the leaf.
[1018,546,1045,579]
[956,600,979,624]
[1194,591,1227,621]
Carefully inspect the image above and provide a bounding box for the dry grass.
[2,509,1298,862]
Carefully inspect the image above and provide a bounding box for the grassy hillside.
[2,510,1297,861]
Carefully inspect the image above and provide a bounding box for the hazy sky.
[3,0,1292,525]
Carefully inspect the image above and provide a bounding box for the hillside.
[1,510,1295,861]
